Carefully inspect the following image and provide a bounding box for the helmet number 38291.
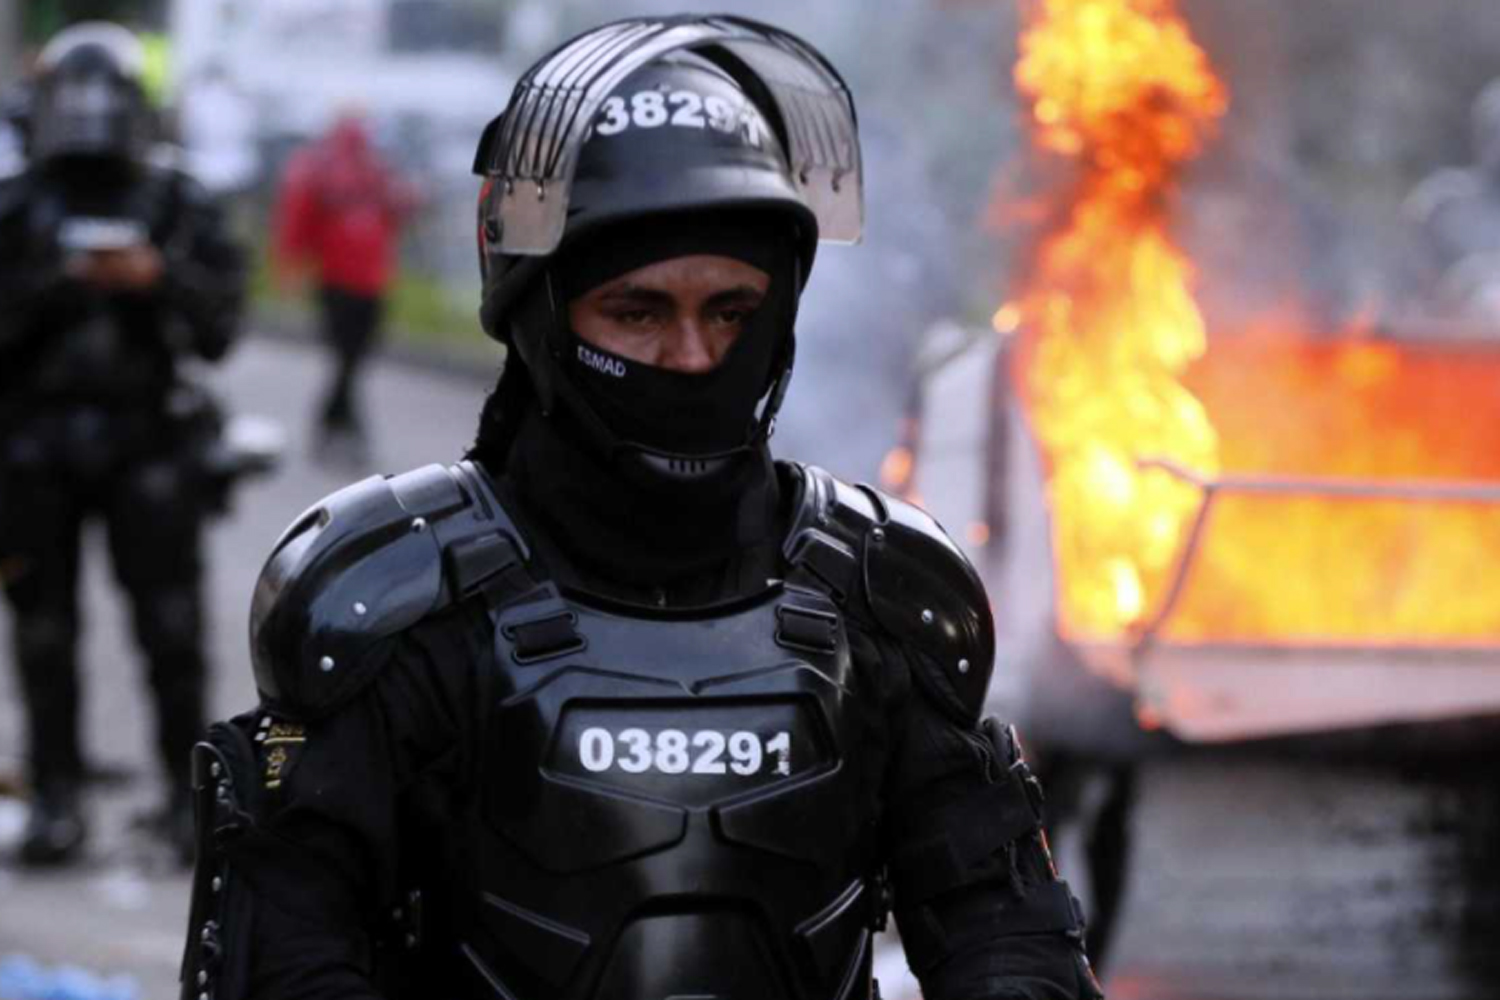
[578,727,792,777]
[594,90,767,148]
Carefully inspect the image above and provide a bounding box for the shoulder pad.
[863,484,996,725]
[783,463,995,725]
[250,461,530,716]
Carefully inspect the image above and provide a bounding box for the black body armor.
[185,461,1092,1000]
[0,162,242,444]
[469,579,879,999]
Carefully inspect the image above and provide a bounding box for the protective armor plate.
[467,582,881,1000]
[863,490,996,725]
[250,462,526,716]
[785,464,997,726]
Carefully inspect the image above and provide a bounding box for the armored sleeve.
[189,611,484,1000]
[858,495,1100,1000]
[158,169,246,361]
[183,464,527,1000]
[878,656,1101,1000]
[0,175,73,357]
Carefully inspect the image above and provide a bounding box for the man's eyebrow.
[595,284,674,306]
[705,285,767,305]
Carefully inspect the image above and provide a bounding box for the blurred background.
[2,0,1500,998]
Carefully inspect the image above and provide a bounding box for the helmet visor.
[473,15,862,254]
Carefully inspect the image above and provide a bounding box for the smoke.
[1174,0,1500,331]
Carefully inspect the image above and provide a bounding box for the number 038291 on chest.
[549,702,830,809]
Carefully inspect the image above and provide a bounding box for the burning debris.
[1008,0,1228,640]
[998,0,1500,745]
[1170,330,1500,644]
[1006,0,1500,651]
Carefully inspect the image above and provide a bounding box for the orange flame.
[1167,331,1500,643]
[1008,5,1500,649]
[1010,0,1227,638]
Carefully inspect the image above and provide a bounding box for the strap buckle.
[775,603,841,654]
[502,608,585,664]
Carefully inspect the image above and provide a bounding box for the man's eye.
[715,307,752,326]
[611,309,657,327]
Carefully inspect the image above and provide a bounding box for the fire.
[1007,3,1500,648]
[1167,331,1500,643]
[1010,0,1227,638]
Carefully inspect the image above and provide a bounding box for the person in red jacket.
[274,111,416,464]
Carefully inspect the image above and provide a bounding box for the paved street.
[1,336,1497,999]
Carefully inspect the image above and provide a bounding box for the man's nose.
[662,320,720,374]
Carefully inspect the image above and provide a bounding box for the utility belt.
[2,397,187,469]
[1,379,277,515]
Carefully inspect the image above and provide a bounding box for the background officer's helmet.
[30,21,153,165]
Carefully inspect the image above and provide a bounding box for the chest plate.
[22,179,177,408]
[465,584,882,1000]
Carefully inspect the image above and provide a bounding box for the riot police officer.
[181,15,1101,1000]
[1407,79,1500,319]
[0,22,245,865]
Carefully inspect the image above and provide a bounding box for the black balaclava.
[491,210,799,594]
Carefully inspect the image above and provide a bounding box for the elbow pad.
[890,720,1090,980]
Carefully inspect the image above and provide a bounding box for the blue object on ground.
[0,955,139,1000]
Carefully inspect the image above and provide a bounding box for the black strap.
[888,767,1045,906]
[180,720,261,1000]
[784,527,858,603]
[989,880,1085,938]
[444,531,532,603]
[897,880,1087,975]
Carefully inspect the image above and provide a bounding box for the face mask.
[548,210,800,459]
[561,265,793,456]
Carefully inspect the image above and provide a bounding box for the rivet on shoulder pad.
[319,655,336,672]
[957,658,971,674]
[921,609,934,625]
[411,517,427,533]
[353,601,368,616]
[871,526,886,542]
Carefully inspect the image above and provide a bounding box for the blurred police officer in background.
[181,14,1100,1000]
[0,21,245,866]
[1407,79,1500,320]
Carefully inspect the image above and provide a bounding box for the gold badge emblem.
[257,718,307,790]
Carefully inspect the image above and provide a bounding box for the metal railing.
[1134,457,1500,650]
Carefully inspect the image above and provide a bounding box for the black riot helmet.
[472,15,862,480]
[30,22,152,165]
